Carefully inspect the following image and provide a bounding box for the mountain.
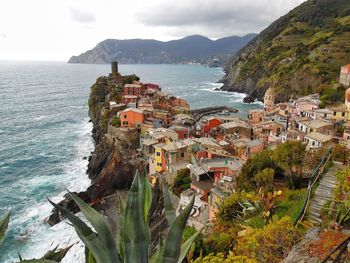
[221,0,350,102]
[68,34,257,66]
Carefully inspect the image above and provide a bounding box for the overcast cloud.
[0,0,306,61]
[138,0,306,37]
[70,7,96,23]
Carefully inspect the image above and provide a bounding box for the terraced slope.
[221,0,350,103]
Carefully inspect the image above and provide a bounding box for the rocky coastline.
[47,74,166,241]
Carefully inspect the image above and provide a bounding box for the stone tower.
[340,64,350,87]
[264,87,276,112]
[111,61,118,75]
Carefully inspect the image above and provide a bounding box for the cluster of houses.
[106,62,350,229]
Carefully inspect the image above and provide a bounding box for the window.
[180,152,185,158]
[157,162,162,166]
[342,112,346,117]
[333,112,336,116]
[312,141,315,146]
[156,152,161,156]
[124,115,127,118]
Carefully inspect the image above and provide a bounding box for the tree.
[254,168,275,193]
[239,150,279,191]
[272,141,306,188]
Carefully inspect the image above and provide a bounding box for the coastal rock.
[243,95,255,103]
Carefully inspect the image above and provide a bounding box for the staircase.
[307,161,345,224]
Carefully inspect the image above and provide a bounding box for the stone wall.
[106,125,139,146]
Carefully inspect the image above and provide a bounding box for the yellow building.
[154,144,165,173]
[327,104,348,121]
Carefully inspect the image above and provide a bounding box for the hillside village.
[99,62,350,230]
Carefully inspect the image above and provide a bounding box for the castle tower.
[264,87,276,113]
[111,61,118,75]
[340,64,350,87]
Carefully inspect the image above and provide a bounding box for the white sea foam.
[33,115,47,121]
[4,120,93,263]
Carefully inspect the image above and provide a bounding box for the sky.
[0,0,306,61]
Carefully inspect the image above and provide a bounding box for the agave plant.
[0,211,70,263]
[0,211,11,248]
[50,171,201,263]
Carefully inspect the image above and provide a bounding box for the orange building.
[120,108,145,128]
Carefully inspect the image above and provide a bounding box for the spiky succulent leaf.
[0,211,10,247]
[42,244,73,262]
[67,191,120,263]
[162,185,176,225]
[150,237,164,263]
[123,171,149,263]
[178,227,203,263]
[162,196,195,263]
[18,260,57,263]
[116,195,125,260]
[139,173,152,224]
[48,200,112,263]
[86,248,97,263]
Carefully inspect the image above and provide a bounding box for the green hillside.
[221,0,350,103]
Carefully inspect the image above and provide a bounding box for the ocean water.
[0,62,261,262]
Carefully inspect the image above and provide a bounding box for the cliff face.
[221,0,350,102]
[48,74,166,237]
[68,34,256,67]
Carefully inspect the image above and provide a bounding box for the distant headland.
[68,34,256,67]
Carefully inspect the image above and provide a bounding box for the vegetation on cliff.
[222,0,350,103]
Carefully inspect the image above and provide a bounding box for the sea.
[0,61,262,262]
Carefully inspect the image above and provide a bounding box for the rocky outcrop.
[282,227,321,263]
[47,75,140,225]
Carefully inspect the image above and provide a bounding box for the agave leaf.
[162,184,176,225]
[124,171,149,263]
[43,244,73,262]
[150,237,164,263]
[86,248,97,263]
[48,200,111,263]
[17,260,57,263]
[67,191,120,263]
[0,211,11,247]
[116,194,125,260]
[162,196,195,263]
[178,227,203,263]
[139,173,152,224]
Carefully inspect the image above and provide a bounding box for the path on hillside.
[307,161,346,224]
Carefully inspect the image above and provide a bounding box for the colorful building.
[120,108,145,128]
[201,116,221,137]
[340,64,350,86]
[124,84,145,97]
[264,87,276,113]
